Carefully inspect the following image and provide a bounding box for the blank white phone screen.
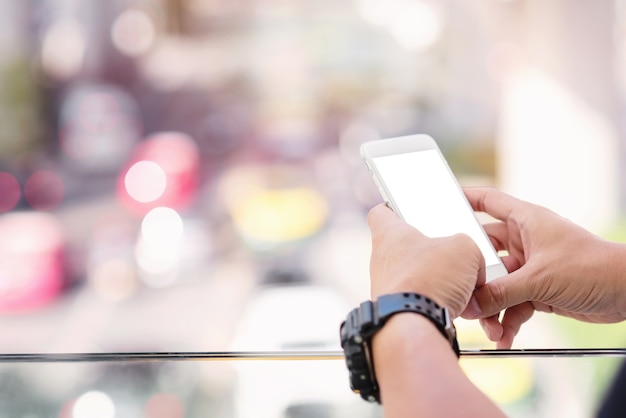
[372,149,500,267]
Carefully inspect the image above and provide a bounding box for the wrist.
[339,292,459,403]
[372,313,459,403]
[373,312,456,358]
[372,281,445,309]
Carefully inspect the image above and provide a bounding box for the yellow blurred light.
[461,357,534,405]
[231,188,328,245]
[88,258,138,302]
[455,319,533,406]
[124,160,167,203]
[111,8,156,57]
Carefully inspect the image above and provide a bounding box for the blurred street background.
[0,0,626,417]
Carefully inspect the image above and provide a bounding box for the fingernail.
[465,296,482,319]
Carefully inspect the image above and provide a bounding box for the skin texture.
[365,188,626,416]
[462,187,626,349]
[367,203,506,417]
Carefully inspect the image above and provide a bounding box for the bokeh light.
[0,212,65,311]
[72,391,115,418]
[389,2,442,52]
[117,132,200,215]
[23,170,64,210]
[144,393,185,418]
[355,0,442,52]
[230,187,328,249]
[0,2,620,417]
[136,207,184,287]
[88,258,138,302]
[141,207,184,243]
[0,172,20,212]
[124,161,167,203]
[111,8,157,57]
[40,18,86,81]
[59,83,142,172]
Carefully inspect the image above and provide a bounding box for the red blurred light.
[117,132,200,215]
[0,212,65,312]
[24,170,65,211]
[0,172,21,212]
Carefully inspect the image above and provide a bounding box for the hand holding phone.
[360,134,507,282]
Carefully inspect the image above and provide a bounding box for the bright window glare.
[355,0,395,26]
[390,2,441,52]
[124,161,167,203]
[72,391,115,418]
[356,0,441,52]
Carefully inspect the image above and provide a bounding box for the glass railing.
[1,350,623,418]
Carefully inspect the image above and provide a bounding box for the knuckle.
[449,233,481,257]
[484,280,508,313]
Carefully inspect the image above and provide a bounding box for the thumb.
[462,268,534,319]
[367,202,402,232]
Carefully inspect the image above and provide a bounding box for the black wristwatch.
[339,292,460,403]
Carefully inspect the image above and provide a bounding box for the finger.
[463,187,521,223]
[367,203,400,227]
[481,221,509,252]
[499,255,522,273]
[367,203,401,232]
[475,244,487,289]
[496,302,535,349]
[478,314,503,342]
[480,222,523,272]
[463,268,535,319]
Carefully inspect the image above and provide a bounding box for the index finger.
[463,186,519,223]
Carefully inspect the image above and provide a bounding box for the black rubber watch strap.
[340,292,460,403]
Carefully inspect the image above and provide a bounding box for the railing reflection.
[0,350,624,418]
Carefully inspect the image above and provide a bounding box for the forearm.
[372,314,506,418]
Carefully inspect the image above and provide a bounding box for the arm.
[366,203,506,417]
[463,187,626,348]
[373,314,505,418]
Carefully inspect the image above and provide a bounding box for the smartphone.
[360,134,507,282]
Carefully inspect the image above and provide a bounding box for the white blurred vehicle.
[230,272,379,418]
